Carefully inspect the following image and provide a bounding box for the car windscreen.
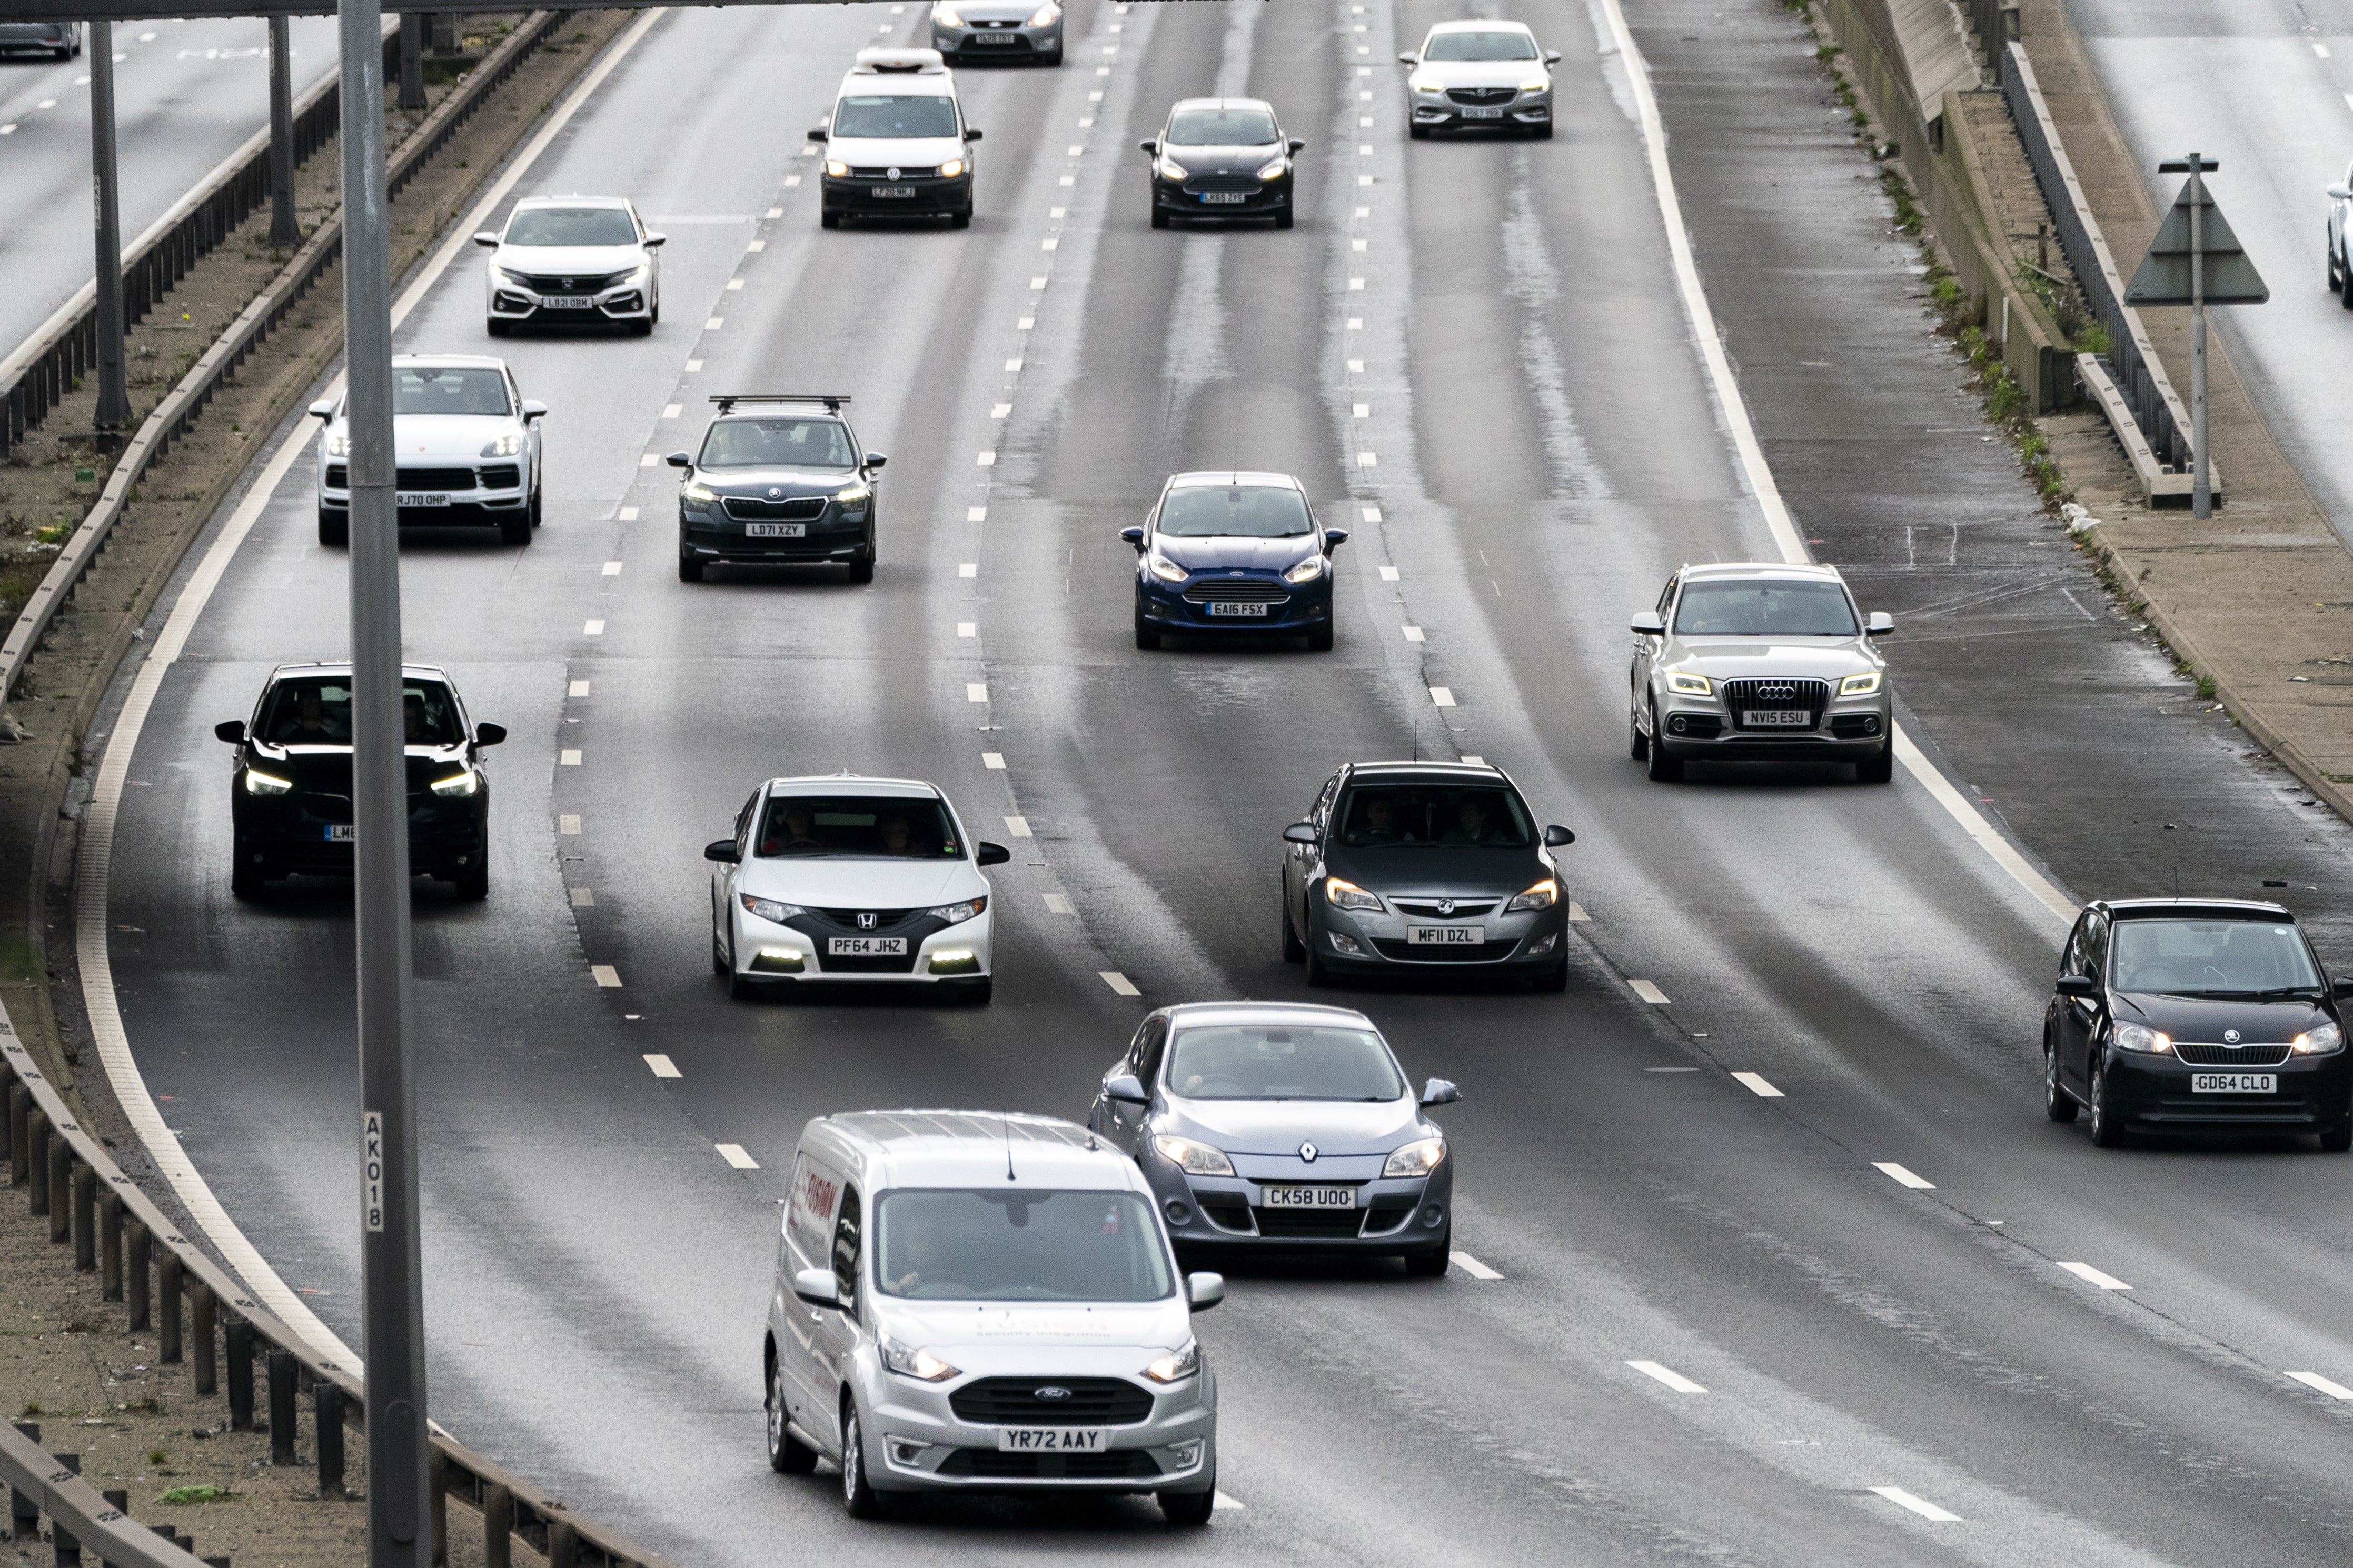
[255,678,461,747]
[875,1189,1172,1302]
[1166,1024,1404,1101]
[756,794,963,858]
[1157,485,1311,538]
[503,206,637,246]
[699,418,855,470]
[833,94,958,139]
[1166,106,1278,145]
[1424,30,1538,61]
[1333,782,1534,847]
[2110,918,2324,995]
[391,367,511,417]
[1673,579,1858,637]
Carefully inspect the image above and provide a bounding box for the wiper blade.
[2251,985,2325,1000]
[2157,988,2259,998]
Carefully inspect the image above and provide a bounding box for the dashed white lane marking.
[584,619,605,635]
[2321,41,2335,57]
[591,965,622,988]
[602,560,622,575]
[1460,755,1482,764]
[717,1144,760,1170]
[1628,978,1670,1005]
[1427,686,1454,707]
[958,622,977,637]
[1378,565,1399,581]
[783,174,801,187]
[725,278,744,291]
[1567,901,1590,921]
[976,451,996,466]
[991,402,1012,417]
[1029,276,1048,289]
[1353,403,1370,417]
[704,317,723,329]
[661,403,681,418]
[1731,1071,1784,1098]
[617,506,639,521]
[1361,504,1381,521]
[1870,1487,1961,1523]
[1873,1162,1935,1190]
[560,815,582,835]
[639,453,657,466]
[966,683,989,702]
[2345,91,2353,114]
[764,207,782,218]
[968,505,988,521]
[568,680,590,697]
[1626,1360,1706,1394]
[2288,1370,2353,1399]
[1004,815,1033,837]
[560,750,582,766]
[1348,276,1366,291]
[1401,625,1424,642]
[1347,316,1362,329]
[1213,1492,1244,1511]
[0,126,14,137]
[982,752,1006,769]
[644,1054,681,1078]
[569,887,593,906]
[1099,971,1141,997]
[2057,1261,2130,1291]
[959,562,978,577]
[1357,452,1377,468]
[1452,1252,1503,1280]
[1044,894,1074,914]
[747,238,766,252]
[684,358,704,372]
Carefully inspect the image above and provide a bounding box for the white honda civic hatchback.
[308,354,545,547]
[707,775,1008,1002]
[474,194,663,335]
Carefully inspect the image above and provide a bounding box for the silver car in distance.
[1400,18,1561,139]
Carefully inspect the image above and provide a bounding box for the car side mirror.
[1866,611,1894,636]
[977,841,1011,866]
[1186,1272,1224,1313]
[792,1266,841,1310]
[964,127,982,142]
[1119,526,1146,550]
[1323,527,1350,551]
[2332,185,2352,201]
[1419,1077,1459,1107]
[214,720,245,744]
[1283,821,1319,845]
[1397,51,1416,64]
[863,452,888,472]
[1630,610,1665,635]
[642,232,667,247]
[807,127,829,142]
[2333,977,2353,1001]
[705,839,741,864]
[473,722,506,747]
[665,451,693,469]
[1139,138,1159,155]
[1543,824,1574,847]
[1544,49,1562,63]
[2054,974,2098,998]
[520,400,548,422]
[1104,1073,1148,1105]
[308,400,335,422]
[1287,138,1307,154]
[471,231,499,248]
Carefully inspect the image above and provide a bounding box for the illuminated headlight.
[1505,878,1557,913]
[324,432,350,457]
[2292,1022,2344,1054]
[925,895,986,925]
[879,1336,961,1383]
[740,893,806,924]
[1156,155,1190,182]
[428,770,479,797]
[1153,1136,1235,1176]
[1383,1137,1447,1179]
[2111,1022,2171,1054]
[937,158,965,179]
[1140,1340,1200,1384]
[480,432,522,458]
[1410,75,1443,94]
[835,483,871,507]
[242,769,293,796]
[1027,2,1059,24]
[1256,156,1290,181]
[1146,552,1188,583]
[1283,555,1326,583]
[931,4,962,24]
[826,159,850,177]
[682,482,717,502]
[1518,75,1550,92]
[488,264,523,286]
[1839,672,1883,697]
[1665,671,1713,696]
[1324,875,1384,913]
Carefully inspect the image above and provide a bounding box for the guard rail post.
[46,1133,70,1243]
[266,1352,296,1465]
[52,1451,80,1565]
[315,1385,344,1497]
[480,1482,510,1568]
[190,1281,216,1396]
[26,1110,48,1213]
[100,1194,123,1300]
[126,1216,151,1330]
[8,1423,37,1539]
[225,1319,254,1431]
[158,1254,182,1363]
[72,1163,94,1271]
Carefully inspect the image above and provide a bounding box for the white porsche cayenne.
[706,775,1008,1003]
[309,355,545,547]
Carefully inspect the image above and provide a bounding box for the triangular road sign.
[2127,177,2269,305]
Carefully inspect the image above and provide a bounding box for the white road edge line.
[1591,0,2075,932]
[1626,1359,1707,1393]
[1452,1251,1503,1280]
[1872,1161,1935,1190]
[1870,1486,1962,1523]
[2287,1370,2353,1400]
[2056,1260,2130,1290]
[1730,1071,1784,1098]
[71,7,672,1370]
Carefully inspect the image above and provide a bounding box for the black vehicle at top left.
[669,395,887,583]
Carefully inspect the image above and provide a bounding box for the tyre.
[679,555,704,582]
[1306,622,1333,651]
[1532,957,1569,993]
[317,509,348,546]
[1403,1229,1451,1277]
[2341,253,2352,311]
[2330,239,2345,294]
[958,977,994,1006]
[2043,1042,2078,1123]
[1158,1481,1215,1527]
[1629,701,1649,761]
[529,486,542,528]
[629,317,653,336]
[724,928,760,1000]
[650,301,660,326]
[821,210,842,230]
[486,317,510,337]
[1135,613,1159,650]
[2321,1117,2352,1153]
[839,1400,887,1519]
[1281,893,1306,962]
[500,512,531,547]
[2087,1060,2127,1147]
[1409,123,1431,140]
[1150,205,1171,230]
[230,853,265,901]
[767,1363,817,1473]
[1531,122,1554,140]
[1855,742,1894,784]
[1305,941,1334,988]
[1274,206,1294,231]
[1041,47,1063,66]
[950,207,973,230]
[848,554,875,584]
[452,858,488,902]
[1644,704,1683,781]
[712,926,730,975]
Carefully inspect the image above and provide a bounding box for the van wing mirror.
[1543,824,1574,847]
[214,720,246,744]
[1103,1073,1147,1105]
[807,126,829,142]
[792,1266,841,1309]
[977,841,1011,866]
[1282,822,1319,845]
[2054,974,2098,998]
[1186,1272,1225,1313]
[473,722,507,747]
[705,839,741,864]
[1419,1077,1459,1107]
[1630,610,1665,635]
[1866,611,1894,636]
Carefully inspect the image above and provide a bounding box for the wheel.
[712,926,730,975]
[847,554,875,584]
[1134,612,1159,650]
[1644,704,1683,781]
[1274,206,1294,231]
[1403,1229,1451,1277]
[230,850,264,901]
[317,509,346,546]
[486,317,510,337]
[958,977,994,1005]
[1628,701,1649,761]
[2087,1059,2127,1147]
[1150,205,1171,229]
[767,1363,817,1473]
[452,858,488,901]
[1280,892,1305,962]
[2340,252,2353,310]
[950,208,972,229]
[1040,47,1063,66]
[1531,122,1554,140]
[821,210,841,230]
[678,555,705,582]
[1409,123,1431,140]
[629,317,653,336]
[529,486,542,528]
[2043,1042,2078,1123]
[724,928,760,1000]
[1855,742,1894,783]
[1305,939,1334,988]
[650,301,660,326]
[2330,238,2345,294]
[839,1400,887,1519]
[1158,1476,1215,1527]
[1305,622,1333,651]
[2321,1118,2352,1153]
[500,513,531,547]
[1532,957,1568,993]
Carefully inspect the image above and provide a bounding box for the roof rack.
[708,394,853,415]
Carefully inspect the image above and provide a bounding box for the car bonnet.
[737,857,982,906]
[1322,840,1546,897]
[875,1298,1192,1359]
[1154,533,1317,572]
[1161,1095,1424,1158]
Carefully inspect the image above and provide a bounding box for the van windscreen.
[875,1190,1172,1301]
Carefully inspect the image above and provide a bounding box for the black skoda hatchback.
[216,663,504,900]
[2045,899,2353,1150]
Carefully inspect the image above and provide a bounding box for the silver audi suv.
[1629,562,1894,782]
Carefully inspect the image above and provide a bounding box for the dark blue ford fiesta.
[1121,471,1349,650]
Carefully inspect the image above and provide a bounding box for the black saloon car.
[217,663,504,900]
[2045,899,2353,1150]
[1142,97,1304,228]
[1280,762,1574,989]
[670,395,885,582]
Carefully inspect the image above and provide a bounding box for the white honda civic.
[706,775,1007,1003]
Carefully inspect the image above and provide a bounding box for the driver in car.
[1350,793,1414,845]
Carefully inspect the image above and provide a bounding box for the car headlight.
[1257,156,1290,181]
[1505,878,1557,913]
[682,482,716,502]
[1027,3,1059,25]
[2292,1022,2344,1054]
[1383,1137,1447,1179]
[1839,672,1882,697]
[428,770,479,797]
[925,895,987,926]
[2111,1021,2172,1054]
[1665,671,1712,696]
[324,432,349,457]
[835,483,870,507]
[242,769,293,796]
[740,894,806,924]
[1141,1340,1199,1384]
[932,4,962,24]
[1156,155,1190,182]
[1283,555,1326,583]
[1410,75,1443,94]
[1146,552,1188,583]
[488,264,522,287]
[480,432,522,458]
[825,159,850,177]
[1324,875,1384,913]
[879,1336,961,1383]
[1518,75,1550,92]
[1153,1136,1235,1177]
[937,158,965,179]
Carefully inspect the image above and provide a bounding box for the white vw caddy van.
[765,1110,1225,1524]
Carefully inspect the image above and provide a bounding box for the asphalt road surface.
[86,1,2353,1563]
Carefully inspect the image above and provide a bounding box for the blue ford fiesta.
[1121,471,1348,650]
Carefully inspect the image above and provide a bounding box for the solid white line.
[1629,978,1670,1005]
[1870,1486,1961,1522]
[1591,0,2074,932]
[1099,971,1141,997]
[643,1054,681,1079]
[1873,1162,1935,1190]
[717,1144,760,1170]
[2288,1370,2353,1400]
[2056,1261,2130,1290]
[1452,1252,1503,1280]
[602,560,622,575]
[1626,1360,1706,1393]
[1730,1071,1783,1098]
[591,965,622,988]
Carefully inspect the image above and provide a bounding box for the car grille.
[2173,1042,2294,1067]
[949,1377,1154,1426]
[811,906,920,927]
[812,952,921,974]
[939,1449,1160,1480]
[1180,178,1260,196]
[1721,677,1829,730]
[514,269,634,293]
[396,467,477,490]
[847,165,944,179]
[722,496,828,522]
[1392,900,1496,920]
[1447,86,1516,105]
[1180,579,1289,604]
[1371,937,1522,963]
[1254,1205,1369,1237]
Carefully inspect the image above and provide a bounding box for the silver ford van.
[763,1110,1224,1523]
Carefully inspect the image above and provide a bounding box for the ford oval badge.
[1034,1386,1072,1401]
